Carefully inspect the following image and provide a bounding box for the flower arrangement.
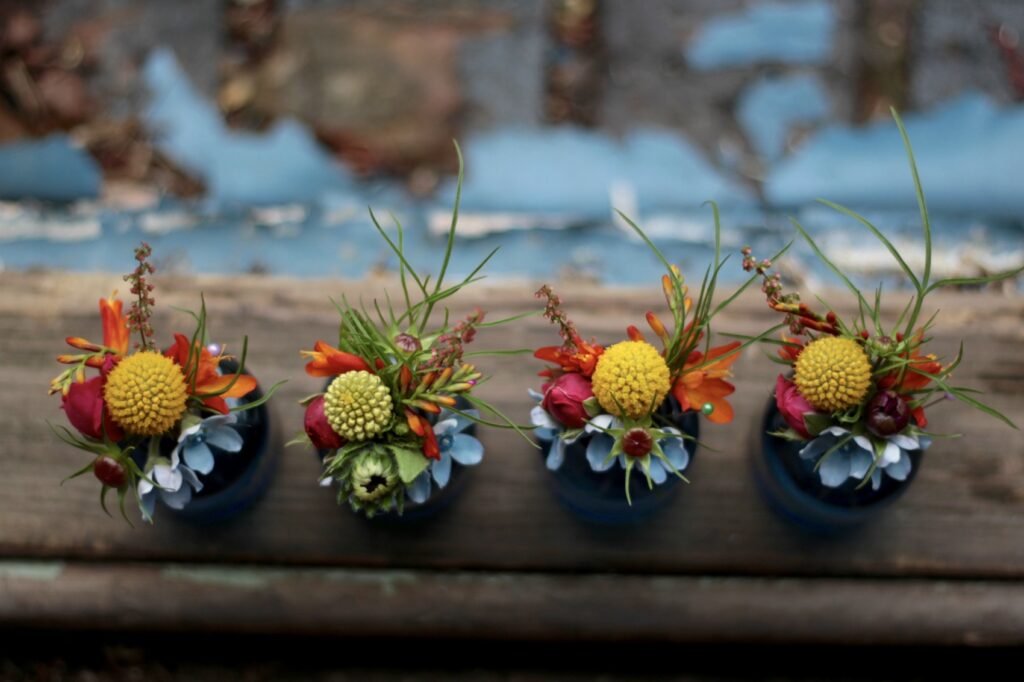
[748,110,1020,491]
[49,243,281,522]
[531,213,782,503]
[296,146,525,517]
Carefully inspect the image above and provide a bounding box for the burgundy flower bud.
[305,395,346,450]
[775,375,818,440]
[62,375,122,441]
[622,428,653,458]
[541,373,594,429]
[394,333,422,353]
[865,390,910,437]
[93,456,127,488]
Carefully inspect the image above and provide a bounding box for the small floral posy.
[296,144,525,517]
[749,109,1020,492]
[49,243,282,523]
[531,212,780,503]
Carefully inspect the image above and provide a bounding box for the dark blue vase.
[752,401,923,533]
[151,359,277,524]
[545,398,699,524]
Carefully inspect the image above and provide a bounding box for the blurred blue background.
[0,0,1021,286]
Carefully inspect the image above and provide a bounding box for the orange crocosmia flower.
[671,341,741,424]
[99,295,130,356]
[778,336,804,363]
[405,409,440,460]
[165,333,257,414]
[62,294,131,366]
[878,330,942,394]
[535,335,604,379]
[300,340,372,378]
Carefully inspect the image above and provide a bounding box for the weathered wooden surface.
[3,560,1023,645]
[1,271,1023,644]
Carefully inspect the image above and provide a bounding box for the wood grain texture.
[3,560,1023,645]
[1,272,1023,581]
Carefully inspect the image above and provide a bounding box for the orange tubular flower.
[301,340,372,377]
[166,333,257,414]
[60,295,131,366]
[671,341,742,424]
[99,295,130,356]
[405,409,440,460]
[877,331,943,428]
[778,336,804,363]
[534,336,604,379]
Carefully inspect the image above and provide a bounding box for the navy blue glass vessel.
[546,398,699,524]
[752,401,923,533]
[143,359,278,524]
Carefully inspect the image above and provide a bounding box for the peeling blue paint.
[440,127,753,217]
[0,136,101,202]
[765,92,1024,218]
[143,48,354,205]
[687,1,836,70]
[737,73,830,162]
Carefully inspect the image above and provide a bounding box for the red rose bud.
[62,375,122,441]
[775,374,818,440]
[622,428,653,457]
[305,395,345,450]
[865,390,910,437]
[541,372,594,429]
[93,456,127,488]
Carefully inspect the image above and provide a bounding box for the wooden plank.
[2,559,1023,645]
[1,272,1023,578]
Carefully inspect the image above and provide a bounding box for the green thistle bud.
[350,450,399,502]
[324,370,394,441]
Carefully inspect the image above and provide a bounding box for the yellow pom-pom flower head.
[794,336,872,412]
[103,351,188,436]
[591,340,671,420]
[324,370,394,441]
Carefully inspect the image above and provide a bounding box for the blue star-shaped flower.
[406,409,484,504]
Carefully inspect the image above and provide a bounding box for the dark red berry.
[93,456,127,488]
[622,428,653,458]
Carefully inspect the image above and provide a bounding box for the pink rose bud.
[865,390,910,437]
[775,374,818,440]
[305,395,345,450]
[542,373,594,429]
[62,376,122,441]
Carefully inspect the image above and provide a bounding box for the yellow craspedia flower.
[104,351,188,436]
[794,336,872,412]
[591,340,670,420]
[324,370,393,441]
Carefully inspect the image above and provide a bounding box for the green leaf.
[583,396,602,418]
[924,265,1024,295]
[229,380,287,413]
[802,412,833,437]
[891,107,932,288]
[790,216,872,314]
[285,433,312,448]
[818,198,922,292]
[391,445,430,484]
